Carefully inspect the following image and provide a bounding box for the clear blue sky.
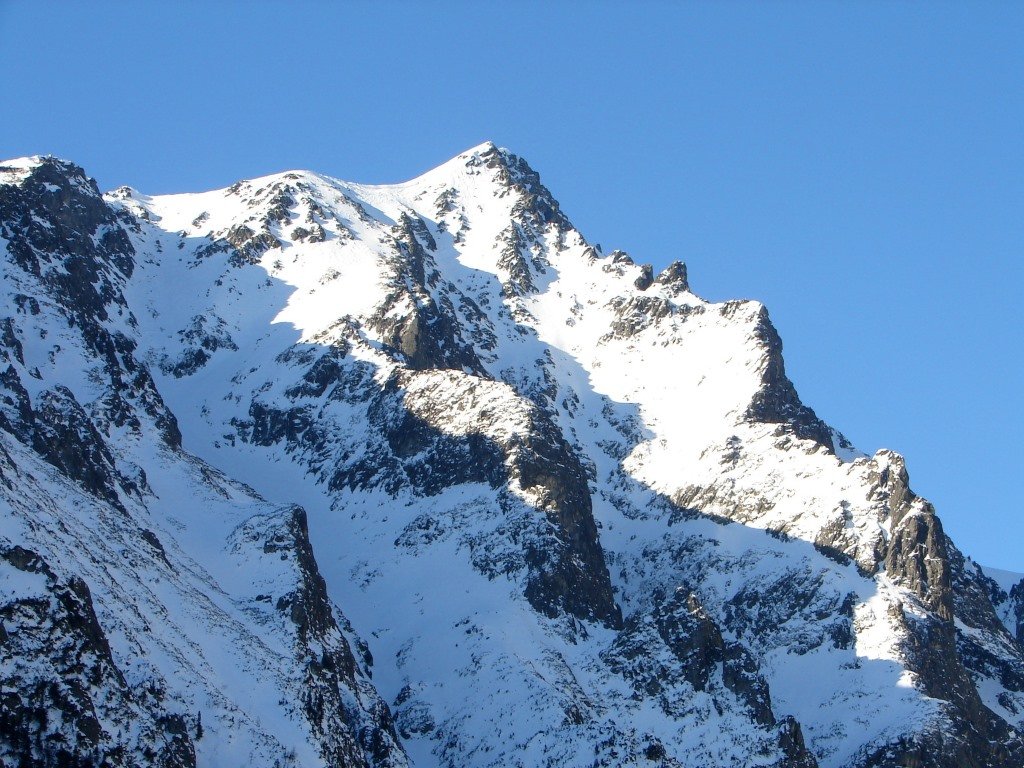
[2,2,1021,569]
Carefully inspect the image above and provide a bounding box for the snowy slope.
[3,145,1024,767]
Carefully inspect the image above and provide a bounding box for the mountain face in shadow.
[1,146,1023,767]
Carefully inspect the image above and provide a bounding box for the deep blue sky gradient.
[2,1,1022,568]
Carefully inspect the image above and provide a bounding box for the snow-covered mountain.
[2,143,1023,767]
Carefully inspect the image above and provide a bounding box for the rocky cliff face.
[2,145,1023,767]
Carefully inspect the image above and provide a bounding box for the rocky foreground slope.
[2,144,1024,767]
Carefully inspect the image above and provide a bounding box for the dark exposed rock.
[400,210,437,252]
[368,214,484,373]
[434,187,459,218]
[886,503,953,621]
[394,371,621,627]
[1011,581,1024,646]
[812,501,885,576]
[611,250,634,266]
[478,144,570,230]
[235,506,406,768]
[264,185,296,224]
[722,642,776,726]
[884,595,1024,767]
[284,346,350,399]
[0,157,182,450]
[13,294,41,316]
[382,407,506,495]
[0,363,35,440]
[600,250,650,289]
[725,568,855,655]
[654,260,688,294]
[864,451,954,620]
[248,400,314,448]
[950,555,1014,637]
[393,684,435,740]
[0,318,24,365]
[867,450,914,528]
[0,370,137,511]
[603,588,817,766]
[857,715,1023,768]
[290,223,326,243]
[634,263,654,291]
[509,409,622,629]
[226,223,280,265]
[496,223,541,296]
[32,386,135,509]
[0,157,133,279]
[952,559,1024,699]
[0,545,196,768]
[670,481,775,525]
[140,528,171,568]
[744,305,835,452]
[382,305,478,373]
[804,451,1024,766]
[165,348,210,378]
[654,590,728,694]
[471,144,573,296]
[774,716,818,768]
[248,335,621,628]
[162,315,238,378]
[605,294,676,339]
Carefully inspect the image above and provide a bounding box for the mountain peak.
[0,154,95,190]
[395,140,509,189]
[463,139,499,155]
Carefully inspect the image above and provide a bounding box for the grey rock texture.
[0,545,196,768]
